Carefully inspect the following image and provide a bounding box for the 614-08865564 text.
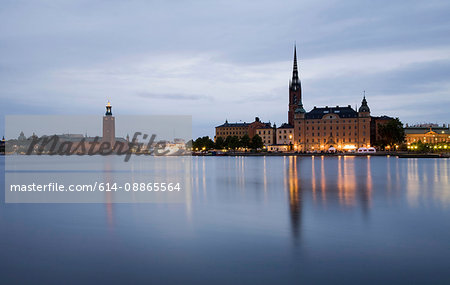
[9,182,182,192]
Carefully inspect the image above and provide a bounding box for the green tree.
[250,134,263,150]
[240,134,251,149]
[214,137,225,149]
[225,135,240,150]
[378,118,405,150]
[193,136,214,151]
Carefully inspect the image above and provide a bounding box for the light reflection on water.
[1,156,450,284]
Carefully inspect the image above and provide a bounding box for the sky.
[1,0,450,139]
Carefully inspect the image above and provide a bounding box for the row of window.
[300,138,367,143]
[308,132,365,137]
[217,132,245,136]
[305,119,366,124]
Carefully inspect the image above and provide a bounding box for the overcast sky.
[1,0,450,139]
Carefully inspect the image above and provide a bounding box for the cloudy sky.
[1,0,450,139]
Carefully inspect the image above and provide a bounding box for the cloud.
[137,92,213,101]
[1,0,450,138]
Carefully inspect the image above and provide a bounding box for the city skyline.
[1,0,450,139]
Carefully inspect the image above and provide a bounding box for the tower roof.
[358,95,370,113]
[105,101,112,116]
[290,44,301,93]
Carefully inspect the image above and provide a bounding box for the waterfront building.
[370,115,395,146]
[215,117,270,141]
[404,124,449,144]
[256,124,276,146]
[287,46,371,152]
[102,101,115,147]
[277,123,294,146]
[214,45,394,152]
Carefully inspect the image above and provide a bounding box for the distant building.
[214,45,395,152]
[102,101,115,147]
[215,117,270,141]
[288,45,371,152]
[256,124,276,146]
[370,115,395,145]
[405,124,449,144]
[277,123,294,146]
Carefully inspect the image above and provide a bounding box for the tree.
[240,134,251,149]
[378,118,405,150]
[193,136,214,151]
[214,137,225,149]
[225,135,240,150]
[250,134,263,150]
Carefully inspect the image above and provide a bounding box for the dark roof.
[216,120,271,128]
[216,121,250,128]
[306,106,358,119]
[256,124,273,129]
[404,127,449,134]
[372,115,394,120]
[278,123,293,129]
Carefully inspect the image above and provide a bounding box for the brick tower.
[102,101,115,146]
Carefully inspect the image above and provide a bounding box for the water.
[0,155,449,284]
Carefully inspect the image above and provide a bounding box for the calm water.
[1,156,450,284]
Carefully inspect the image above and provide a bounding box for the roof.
[256,124,273,129]
[404,127,450,135]
[306,106,358,119]
[216,121,250,128]
[372,115,394,120]
[278,123,294,129]
[216,120,271,128]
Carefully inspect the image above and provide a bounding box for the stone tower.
[102,101,115,146]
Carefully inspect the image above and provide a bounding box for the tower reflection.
[103,157,114,228]
[287,156,302,241]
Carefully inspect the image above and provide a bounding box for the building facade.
[287,46,371,152]
[277,123,294,146]
[256,124,276,146]
[404,124,449,145]
[215,117,270,141]
[214,45,394,152]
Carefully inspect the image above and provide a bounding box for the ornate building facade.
[214,45,392,152]
[215,117,270,140]
[289,46,371,152]
[404,124,449,145]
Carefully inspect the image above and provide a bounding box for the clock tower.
[102,101,115,147]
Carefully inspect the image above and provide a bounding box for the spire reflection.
[287,156,302,241]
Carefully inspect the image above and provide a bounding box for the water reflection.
[286,156,302,241]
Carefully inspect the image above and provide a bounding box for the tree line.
[189,134,264,151]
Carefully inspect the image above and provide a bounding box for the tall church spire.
[290,44,301,91]
[288,43,302,125]
[292,44,299,81]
